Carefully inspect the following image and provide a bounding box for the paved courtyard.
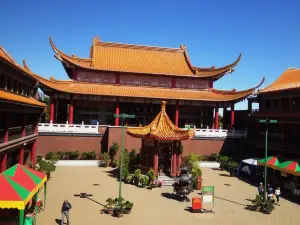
[37,167,300,225]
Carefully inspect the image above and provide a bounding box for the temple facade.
[33,36,264,129]
[0,47,45,171]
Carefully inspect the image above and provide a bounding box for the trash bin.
[192,197,202,212]
[197,176,202,190]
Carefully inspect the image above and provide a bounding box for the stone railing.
[192,127,247,138]
[8,126,22,141]
[38,121,99,134]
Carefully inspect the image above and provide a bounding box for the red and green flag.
[258,156,280,168]
[277,161,300,175]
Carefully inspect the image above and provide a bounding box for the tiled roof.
[127,101,195,141]
[0,47,46,108]
[0,90,46,107]
[50,37,241,79]
[259,68,300,93]
[34,75,264,102]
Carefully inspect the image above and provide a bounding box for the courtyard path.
[37,167,300,225]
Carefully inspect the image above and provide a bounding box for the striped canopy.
[257,156,280,169]
[0,164,47,210]
[277,161,300,175]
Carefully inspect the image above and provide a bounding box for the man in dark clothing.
[267,184,273,200]
[61,198,72,225]
[258,183,264,196]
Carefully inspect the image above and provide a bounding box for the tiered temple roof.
[31,75,264,103]
[127,101,195,140]
[0,47,46,107]
[50,37,241,80]
[259,68,300,93]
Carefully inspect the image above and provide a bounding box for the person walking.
[267,184,273,200]
[275,187,281,206]
[258,183,264,196]
[61,198,72,225]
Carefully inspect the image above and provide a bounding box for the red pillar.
[31,140,37,167]
[19,148,24,164]
[175,100,179,127]
[153,140,159,175]
[50,97,55,123]
[115,97,120,126]
[0,153,7,172]
[230,103,235,128]
[177,142,182,169]
[69,96,74,124]
[172,145,177,177]
[21,114,27,137]
[4,113,11,142]
[215,106,219,129]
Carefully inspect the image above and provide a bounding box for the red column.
[21,114,27,137]
[172,147,177,176]
[230,103,235,128]
[49,97,55,123]
[0,153,7,172]
[19,148,24,164]
[31,140,37,167]
[175,100,179,127]
[115,97,120,126]
[153,140,159,175]
[215,106,219,129]
[4,113,11,142]
[69,96,74,124]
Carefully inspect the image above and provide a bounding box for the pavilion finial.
[161,101,166,111]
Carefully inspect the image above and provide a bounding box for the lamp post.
[114,113,135,205]
[258,119,277,203]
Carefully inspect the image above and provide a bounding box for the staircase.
[158,175,175,186]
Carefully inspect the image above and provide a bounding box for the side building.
[0,47,46,171]
[249,68,300,159]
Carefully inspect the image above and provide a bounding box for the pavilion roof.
[50,37,241,80]
[127,101,195,141]
[33,75,264,103]
[259,68,300,93]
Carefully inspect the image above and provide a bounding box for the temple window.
[14,80,19,93]
[291,97,300,109]
[272,99,280,110]
[281,98,290,110]
[7,78,12,92]
[0,74,5,89]
[264,99,271,110]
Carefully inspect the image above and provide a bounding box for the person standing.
[61,198,72,225]
[275,187,281,206]
[258,183,264,196]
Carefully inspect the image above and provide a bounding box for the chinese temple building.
[249,68,300,158]
[0,47,46,172]
[33,36,264,129]
[127,101,194,176]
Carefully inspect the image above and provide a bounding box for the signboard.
[202,186,214,203]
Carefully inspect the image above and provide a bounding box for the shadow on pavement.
[161,192,180,201]
[55,219,62,224]
[214,196,247,206]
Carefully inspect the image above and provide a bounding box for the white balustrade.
[38,121,99,134]
[182,127,247,138]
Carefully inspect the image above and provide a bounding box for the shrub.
[128,149,139,172]
[56,151,64,160]
[81,151,97,160]
[219,155,229,169]
[109,143,119,163]
[147,168,156,183]
[133,169,141,185]
[247,195,275,214]
[119,149,129,170]
[38,160,56,174]
[45,152,54,160]
[208,153,220,161]
[37,155,43,163]
[51,154,60,162]
[140,176,149,187]
[101,152,110,163]
[179,145,184,154]
[122,168,129,179]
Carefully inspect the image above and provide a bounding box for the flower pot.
[124,208,132,214]
[105,208,114,214]
[113,208,124,218]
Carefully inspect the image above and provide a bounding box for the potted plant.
[104,198,115,214]
[247,195,275,214]
[147,168,156,185]
[124,201,133,214]
[113,197,125,218]
[125,175,133,184]
[219,155,229,171]
[133,169,141,186]
[109,143,119,166]
[226,161,239,176]
[140,176,149,188]
[122,168,129,181]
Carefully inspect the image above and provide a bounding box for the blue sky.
[1,0,300,110]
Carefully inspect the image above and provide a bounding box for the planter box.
[198,161,220,169]
[55,160,99,167]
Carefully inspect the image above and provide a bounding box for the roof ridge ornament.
[161,101,167,112]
